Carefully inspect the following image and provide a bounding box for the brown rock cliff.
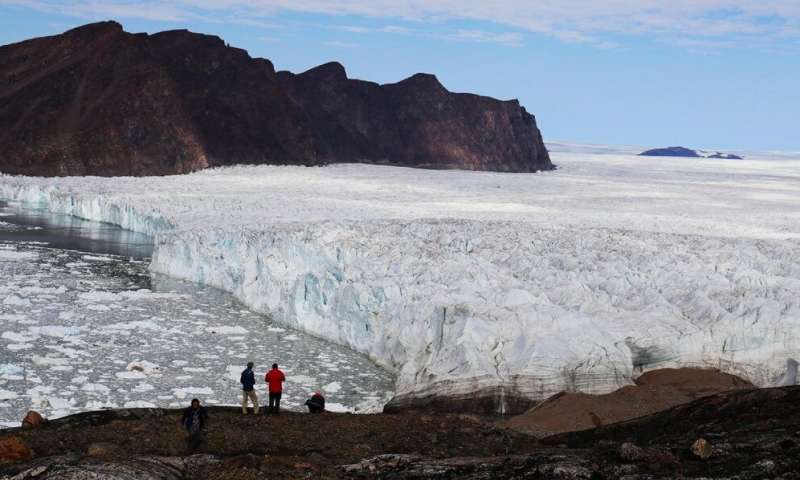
[0,21,551,176]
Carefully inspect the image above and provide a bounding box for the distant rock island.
[0,21,552,176]
[640,146,743,159]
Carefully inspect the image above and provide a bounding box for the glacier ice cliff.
[2,153,800,413]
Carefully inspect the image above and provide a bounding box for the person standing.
[181,398,208,453]
[240,362,259,415]
[265,363,286,413]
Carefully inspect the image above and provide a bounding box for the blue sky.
[1,1,799,152]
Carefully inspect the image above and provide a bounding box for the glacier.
[2,151,800,413]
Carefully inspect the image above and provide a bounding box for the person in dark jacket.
[265,363,286,414]
[240,362,259,415]
[305,391,325,413]
[181,398,208,453]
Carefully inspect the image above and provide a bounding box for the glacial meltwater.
[0,201,394,427]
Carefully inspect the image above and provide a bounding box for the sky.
[1,1,799,152]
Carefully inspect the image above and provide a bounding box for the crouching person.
[182,398,208,453]
[305,392,325,413]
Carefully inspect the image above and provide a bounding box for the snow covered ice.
[1,148,800,412]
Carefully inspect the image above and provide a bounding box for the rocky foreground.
[2,385,800,479]
[0,21,551,176]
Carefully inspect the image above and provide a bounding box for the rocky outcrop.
[276,63,550,172]
[5,388,800,479]
[0,22,551,176]
[640,146,743,159]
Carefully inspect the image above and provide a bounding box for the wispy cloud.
[323,40,359,48]
[330,24,413,34]
[4,0,800,49]
[439,29,524,47]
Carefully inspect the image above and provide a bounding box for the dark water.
[0,200,153,258]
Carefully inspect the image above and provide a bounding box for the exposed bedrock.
[0,21,551,176]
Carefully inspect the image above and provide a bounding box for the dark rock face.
[276,64,550,172]
[708,152,743,159]
[640,146,701,157]
[0,22,552,176]
[640,146,743,159]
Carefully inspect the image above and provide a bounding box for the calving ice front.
[2,150,800,414]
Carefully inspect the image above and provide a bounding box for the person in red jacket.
[265,363,286,413]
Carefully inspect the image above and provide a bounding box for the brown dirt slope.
[505,368,754,437]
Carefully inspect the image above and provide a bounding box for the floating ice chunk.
[0,251,37,262]
[206,326,248,335]
[32,356,70,366]
[82,255,113,262]
[107,320,163,331]
[78,291,120,302]
[31,326,82,338]
[2,331,35,343]
[126,360,160,375]
[267,327,286,332]
[2,295,31,306]
[86,304,111,311]
[323,381,342,393]
[0,364,24,381]
[173,387,214,399]
[119,289,187,301]
[133,383,155,392]
[115,371,147,379]
[0,390,18,401]
[124,400,156,408]
[50,366,74,372]
[325,402,352,413]
[82,383,110,393]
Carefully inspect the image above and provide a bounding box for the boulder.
[690,438,713,460]
[21,410,46,428]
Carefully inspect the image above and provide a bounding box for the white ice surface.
[2,151,800,410]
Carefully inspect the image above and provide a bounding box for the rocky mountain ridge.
[0,21,552,176]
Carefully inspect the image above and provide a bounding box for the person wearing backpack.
[305,391,325,413]
[240,362,259,415]
[265,363,286,413]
